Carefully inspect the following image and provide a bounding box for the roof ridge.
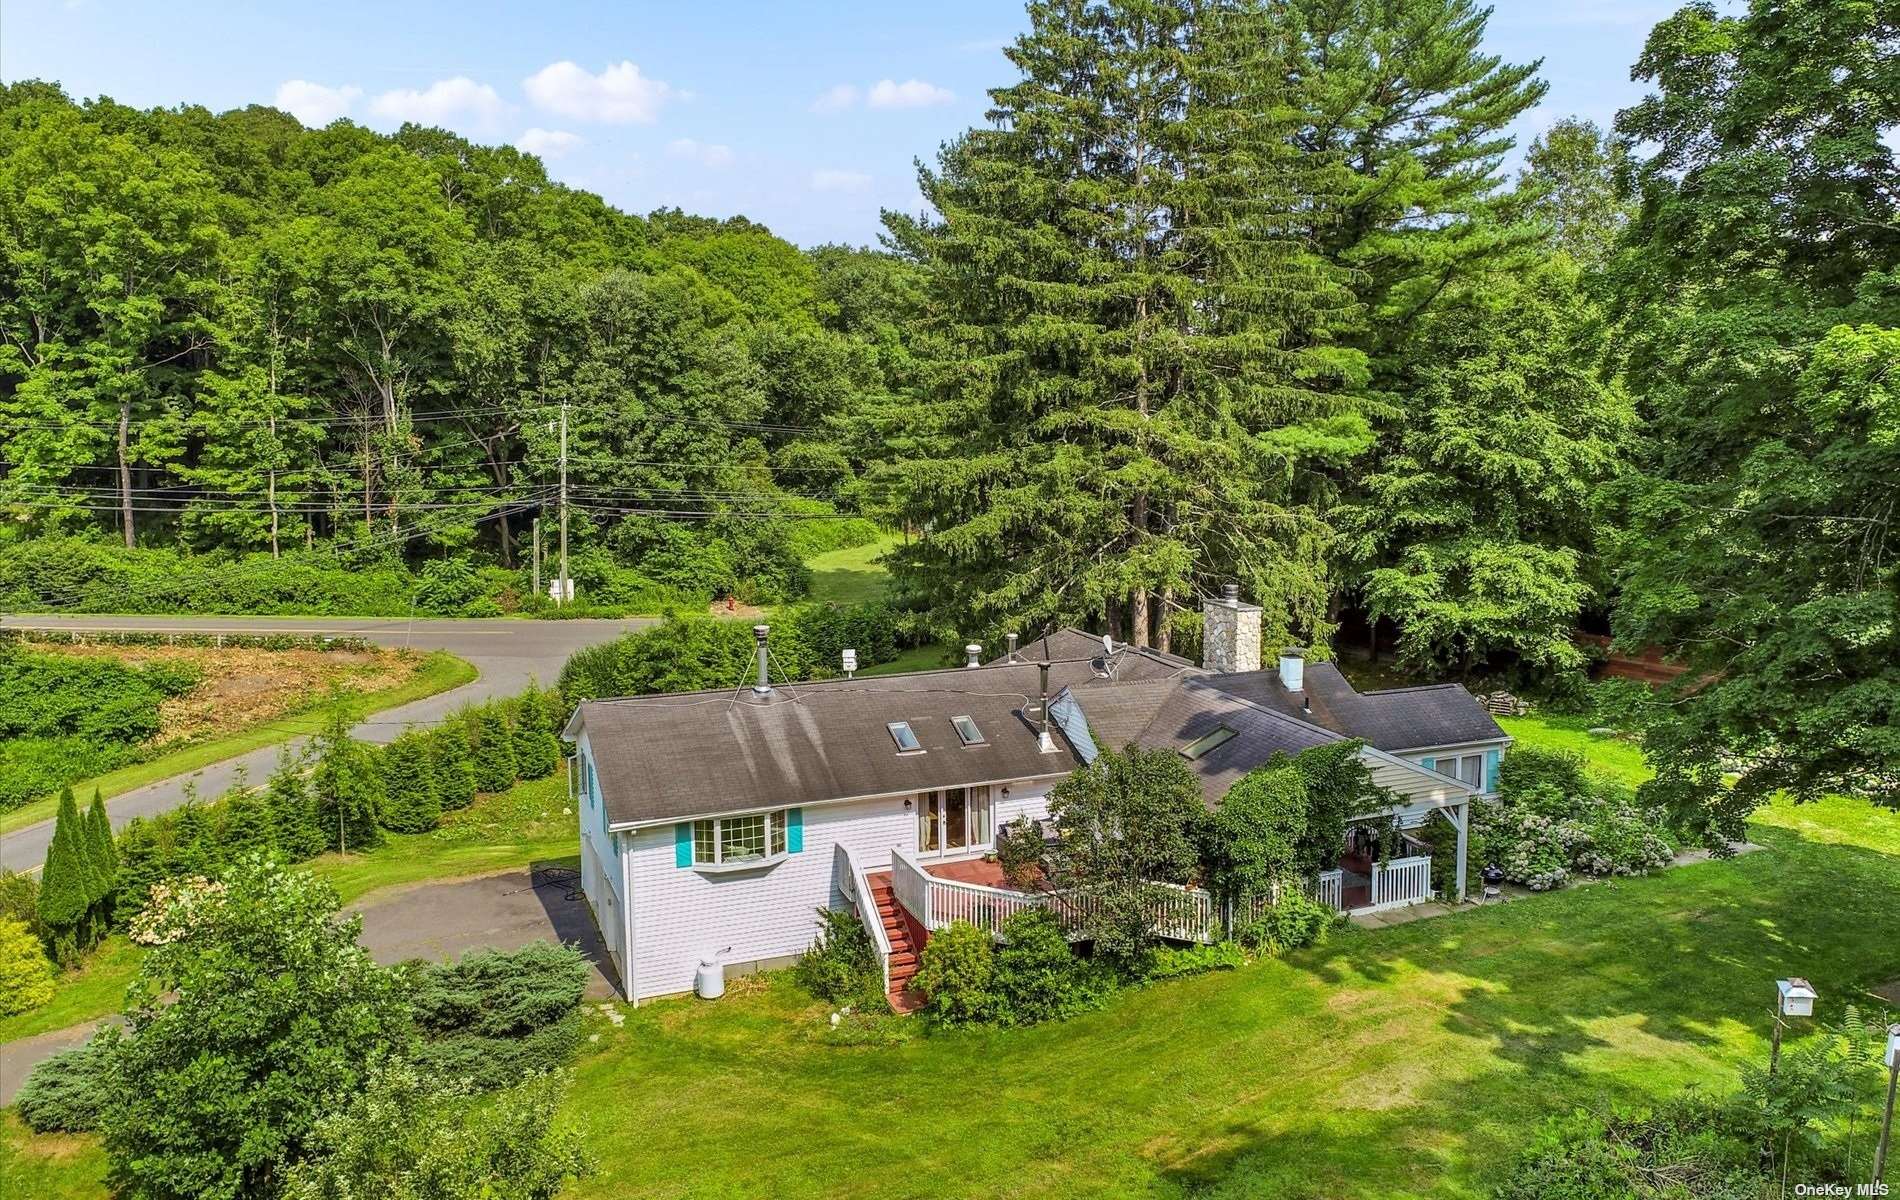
[1358,682,1476,697]
[1167,675,1349,745]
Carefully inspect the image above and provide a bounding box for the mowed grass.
[0,775,576,1045]
[1497,713,1653,789]
[804,535,899,606]
[545,794,1900,1199]
[0,651,477,836]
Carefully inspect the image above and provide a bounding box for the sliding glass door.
[916,785,993,859]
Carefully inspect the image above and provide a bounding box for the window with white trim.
[690,809,791,866]
[1434,753,1484,788]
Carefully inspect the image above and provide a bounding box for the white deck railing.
[887,852,1434,946]
[1370,855,1432,909]
[834,843,892,996]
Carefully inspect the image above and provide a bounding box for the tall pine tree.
[470,706,517,794]
[37,788,97,963]
[430,723,479,812]
[310,706,385,853]
[378,731,441,834]
[84,788,118,925]
[879,0,1365,650]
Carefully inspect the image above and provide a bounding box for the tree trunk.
[1157,585,1174,654]
[116,399,135,548]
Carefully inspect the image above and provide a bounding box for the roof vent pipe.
[1037,662,1056,753]
[1278,647,1305,693]
[1005,632,1018,663]
[965,642,983,668]
[752,625,772,695]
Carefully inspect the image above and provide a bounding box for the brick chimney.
[1202,584,1261,673]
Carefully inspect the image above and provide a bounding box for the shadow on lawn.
[1161,821,1900,1198]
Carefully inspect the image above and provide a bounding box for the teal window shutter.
[1484,748,1501,793]
[675,823,693,868]
[786,808,804,853]
[1420,756,1436,773]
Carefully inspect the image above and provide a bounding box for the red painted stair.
[867,876,926,1013]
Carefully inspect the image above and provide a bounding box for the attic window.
[887,721,923,753]
[1180,725,1237,761]
[951,715,985,746]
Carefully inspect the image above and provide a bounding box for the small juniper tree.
[37,788,98,964]
[470,706,517,794]
[310,707,385,853]
[265,747,327,862]
[509,689,560,781]
[111,817,165,926]
[169,801,214,879]
[217,779,278,862]
[378,732,440,834]
[83,790,118,927]
[430,724,478,812]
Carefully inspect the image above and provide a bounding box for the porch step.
[865,876,926,1014]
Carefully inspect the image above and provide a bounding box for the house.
[563,585,1511,1007]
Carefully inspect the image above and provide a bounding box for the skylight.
[951,714,985,746]
[887,721,923,753]
[1180,726,1237,761]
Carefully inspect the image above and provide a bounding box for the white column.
[1453,801,1469,904]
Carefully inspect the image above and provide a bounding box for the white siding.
[574,731,627,980]
[1366,756,1467,808]
[623,794,914,1001]
[995,780,1055,829]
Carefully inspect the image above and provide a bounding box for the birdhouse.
[1775,977,1817,1018]
[1885,1023,1900,1069]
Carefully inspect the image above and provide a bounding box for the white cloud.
[810,169,872,192]
[274,80,361,127]
[867,78,954,109]
[523,60,677,124]
[516,128,584,159]
[666,138,734,168]
[809,83,860,115]
[368,77,509,129]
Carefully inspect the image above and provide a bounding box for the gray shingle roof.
[574,629,1504,826]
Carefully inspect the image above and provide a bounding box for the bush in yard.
[310,705,385,853]
[1497,747,1593,818]
[1477,748,1676,890]
[510,690,561,782]
[407,942,590,1091]
[378,731,441,834]
[993,815,1045,889]
[0,868,50,951]
[913,919,997,1025]
[218,782,279,861]
[470,705,518,793]
[14,1041,112,1132]
[1202,762,1307,904]
[1139,941,1246,981]
[793,907,883,1008]
[430,724,478,812]
[991,907,1106,1025]
[94,857,411,1200]
[0,913,56,1015]
[1235,892,1334,956]
[282,1060,591,1200]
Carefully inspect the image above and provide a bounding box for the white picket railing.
[884,852,1434,947]
[1314,869,1344,911]
[834,843,891,996]
[1371,855,1432,909]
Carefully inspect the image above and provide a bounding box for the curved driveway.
[0,615,653,873]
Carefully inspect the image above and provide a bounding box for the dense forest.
[1,0,1895,833]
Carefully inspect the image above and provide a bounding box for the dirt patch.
[24,639,423,748]
[707,598,765,620]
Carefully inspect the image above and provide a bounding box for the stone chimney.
[1201,584,1261,673]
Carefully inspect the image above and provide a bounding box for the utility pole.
[531,517,541,599]
[558,401,570,606]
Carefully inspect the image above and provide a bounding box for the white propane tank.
[695,948,730,999]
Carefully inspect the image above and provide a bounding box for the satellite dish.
[1101,633,1114,655]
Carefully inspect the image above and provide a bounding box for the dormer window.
[888,721,923,753]
[951,715,985,746]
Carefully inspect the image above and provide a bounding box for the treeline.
[0,80,905,609]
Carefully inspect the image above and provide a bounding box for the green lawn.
[0,775,575,1046]
[0,651,477,837]
[1497,713,1653,789]
[804,534,899,606]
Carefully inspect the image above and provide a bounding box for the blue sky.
[1,0,1682,247]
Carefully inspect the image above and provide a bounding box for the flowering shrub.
[1474,748,1677,891]
[128,875,227,945]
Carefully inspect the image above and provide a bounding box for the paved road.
[0,615,653,873]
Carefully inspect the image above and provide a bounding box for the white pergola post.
[1450,801,1469,903]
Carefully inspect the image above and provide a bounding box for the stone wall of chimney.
[1202,591,1263,673]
